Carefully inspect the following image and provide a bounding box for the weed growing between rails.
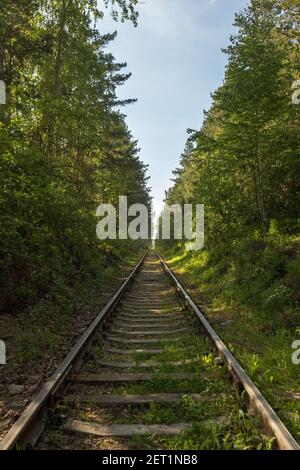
[51,333,278,451]
[4,252,298,451]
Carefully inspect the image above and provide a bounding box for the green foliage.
[129,412,274,450]
[161,238,300,443]
[156,4,300,448]
[17,329,61,364]
[103,0,139,25]
[262,284,292,314]
[158,0,300,331]
[0,0,150,312]
[159,0,300,247]
[286,256,300,299]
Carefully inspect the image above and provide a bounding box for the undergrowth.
[158,233,300,443]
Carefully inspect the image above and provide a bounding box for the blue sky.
[99,0,250,217]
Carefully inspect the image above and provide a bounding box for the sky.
[98,0,250,218]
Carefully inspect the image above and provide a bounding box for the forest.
[164,0,300,243]
[160,0,300,330]
[0,0,300,453]
[158,0,300,443]
[0,0,150,315]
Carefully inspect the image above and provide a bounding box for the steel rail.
[0,252,147,450]
[156,251,300,451]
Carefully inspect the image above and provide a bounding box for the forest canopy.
[0,0,150,312]
[163,0,300,247]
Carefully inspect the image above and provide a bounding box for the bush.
[262,285,292,314]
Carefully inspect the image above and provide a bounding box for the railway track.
[0,252,299,450]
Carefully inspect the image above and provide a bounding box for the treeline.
[164,0,300,247]
[0,0,150,312]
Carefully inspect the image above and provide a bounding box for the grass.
[128,416,275,450]
[73,313,278,450]
[31,242,300,450]
[4,246,145,368]
[158,233,300,444]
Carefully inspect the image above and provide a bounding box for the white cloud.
[137,0,213,40]
[139,1,175,37]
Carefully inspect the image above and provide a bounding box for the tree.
[162,0,300,249]
[0,0,150,312]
